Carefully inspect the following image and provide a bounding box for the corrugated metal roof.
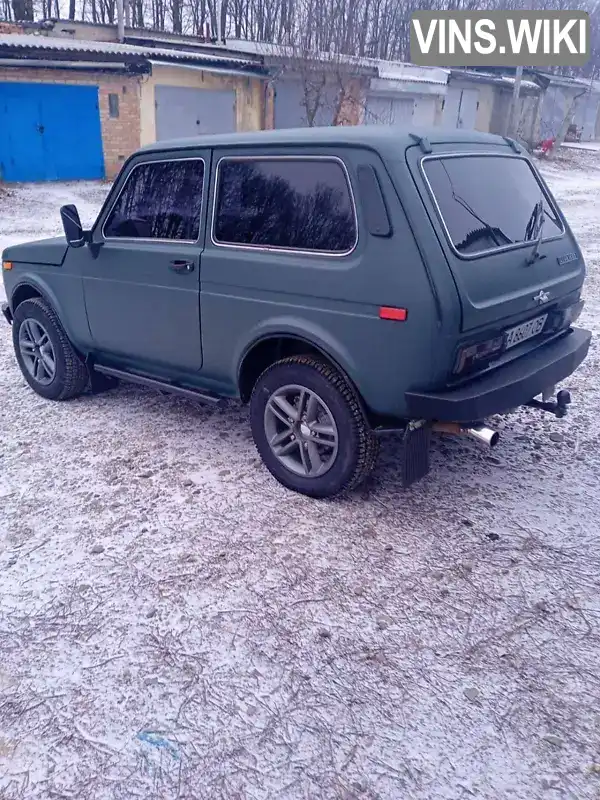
[224,38,448,84]
[500,75,540,92]
[0,33,262,68]
[534,70,591,89]
[450,68,541,94]
[0,31,446,85]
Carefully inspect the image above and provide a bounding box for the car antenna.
[409,133,432,154]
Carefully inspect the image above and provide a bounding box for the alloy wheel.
[18,318,57,386]
[264,384,339,478]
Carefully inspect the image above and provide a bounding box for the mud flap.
[89,369,120,395]
[401,420,431,488]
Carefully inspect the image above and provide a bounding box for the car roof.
[139,125,511,155]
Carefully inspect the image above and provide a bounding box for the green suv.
[1,127,591,497]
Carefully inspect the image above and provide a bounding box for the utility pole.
[116,0,125,42]
[505,65,523,138]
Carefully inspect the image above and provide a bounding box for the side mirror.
[60,204,85,248]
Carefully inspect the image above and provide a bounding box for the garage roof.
[0,33,268,75]
[450,69,541,94]
[224,38,448,84]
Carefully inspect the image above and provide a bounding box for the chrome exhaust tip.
[467,425,500,448]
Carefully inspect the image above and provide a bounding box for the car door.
[81,152,209,373]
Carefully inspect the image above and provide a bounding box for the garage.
[155,85,236,140]
[364,94,414,125]
[442,85,479,129]
[0,82,104,182]
[274,79,340,128]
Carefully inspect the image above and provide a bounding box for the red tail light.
[454,336,504,375]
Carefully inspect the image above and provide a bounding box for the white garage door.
[364,95,414,126]
[443,86,479,129]
[412,96,437,126]
[274,79,339,128]
[155,85,236,141]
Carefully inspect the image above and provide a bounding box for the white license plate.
[505,314,548,349]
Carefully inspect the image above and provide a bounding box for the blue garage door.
[0,82,104,182]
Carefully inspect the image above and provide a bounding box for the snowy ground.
[562,141,600,153]
[1,154,600,800]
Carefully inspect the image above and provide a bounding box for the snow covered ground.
[1,153,600,800]
[562,141,600,153]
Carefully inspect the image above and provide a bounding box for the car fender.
[9,274,83,350]
[236,315,360,387]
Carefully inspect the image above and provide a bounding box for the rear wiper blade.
[441,161,511,248]
[526,198,547,265]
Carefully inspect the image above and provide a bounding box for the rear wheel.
[250,355,378,498]
[12,298,89,401]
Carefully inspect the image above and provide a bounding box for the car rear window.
[422,155,563,257]
[104,159,204,241]
[213,157,357,254]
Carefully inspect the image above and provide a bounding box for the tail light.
[564,299,584,327]
[454,335,504,376]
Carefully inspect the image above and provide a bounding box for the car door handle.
[169,260,194,274]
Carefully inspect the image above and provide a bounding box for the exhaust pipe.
[432,422,500,448]
[467,425,500,448]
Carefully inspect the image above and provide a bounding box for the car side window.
[104,159,204,241]
[213,158,357,254]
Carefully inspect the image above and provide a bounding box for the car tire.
[12,297,89,401]
[250,355,378,498]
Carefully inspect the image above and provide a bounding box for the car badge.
[533,290,550,305]
[557,252,578,266]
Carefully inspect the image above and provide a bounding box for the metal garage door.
[443,86,479,129]
[364,95,414,125]
[274,80,339,128]
[155,85,236,140]
[0,83,104,182]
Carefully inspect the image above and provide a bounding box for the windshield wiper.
[441,162,511,249]
[525,198,547,265]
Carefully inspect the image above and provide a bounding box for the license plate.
[505,314,548,349]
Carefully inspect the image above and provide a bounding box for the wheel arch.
[10,280,46,311]
[9,278,81,351]
[237,330,361,405]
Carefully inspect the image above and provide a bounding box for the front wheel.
[12,298,89,401]
[250,356,378,498]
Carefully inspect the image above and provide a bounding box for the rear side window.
[213,158,357,253]
[104,159,204,241]
[422,155,563,257]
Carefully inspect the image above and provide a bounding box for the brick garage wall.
[264,84,275,129]
[0,68,142,179]
[337,78,366,126]
[237,77,265,132]
[0,23,23,33]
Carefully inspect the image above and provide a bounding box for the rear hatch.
[406,144,585,334]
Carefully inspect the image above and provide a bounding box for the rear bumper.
[406,327,591,423]
[1,302,12,325]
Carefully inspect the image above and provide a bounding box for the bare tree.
[547,88,589,157]
[11,0,32,20]
[2,0,600,92]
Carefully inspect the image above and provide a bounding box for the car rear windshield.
[422,155,563,257]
